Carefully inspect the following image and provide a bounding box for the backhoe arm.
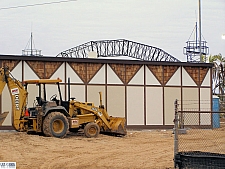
[0,67,28,131]
[0,68,7,95]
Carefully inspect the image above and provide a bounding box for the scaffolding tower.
[183,22,209,62]
[22,32,42,56]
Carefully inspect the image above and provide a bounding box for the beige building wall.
[182,88,199,125]
[146,87,163,125]
[129,66,144,85]
[26,84,39,107]
[24,62,39,80]
[107,86,125,117]
[1,87,11,125]
[127,86,144,125]
[66,63,83,83]
[164,87,181,125]
[51,63,65,83]
[11,61,22,81]
[89,65,105,84]
[200,88,211,125]
[182,67,197,86]
[70,85,85,102]
[0,59,213,129]
[87,85,105,107]
[45,84,65,102]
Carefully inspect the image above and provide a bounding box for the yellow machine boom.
[0,67,127,138]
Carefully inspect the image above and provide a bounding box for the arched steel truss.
[56,39,180,62]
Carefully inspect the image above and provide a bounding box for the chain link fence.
[174,99,225,169]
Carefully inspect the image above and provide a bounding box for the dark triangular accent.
[147,65,163,84]
[2,60,20,71]
[109,64,126,84]
[164,66,179,84]
[45,62,63,79]
[87,63,103,83]
[26,61,45,79]
[68,62,86,83]
[184,67,199,85]
[126,65,142,84]
[200,67,209,85]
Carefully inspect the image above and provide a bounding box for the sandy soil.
[0,130,174,169]
[0,121,224,169]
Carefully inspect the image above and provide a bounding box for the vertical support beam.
[65,62,67,100]
[85,63,87,102]
[162,66,165,125]
[198,67,201,125]
[0,60,2,114]
[105,64,107,110]
[180,67,183,129]
[125,64,127,126]
[144,65,146,125]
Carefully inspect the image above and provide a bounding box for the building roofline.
[0,54,213,67]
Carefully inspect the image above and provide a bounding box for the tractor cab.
[23,78,69,115]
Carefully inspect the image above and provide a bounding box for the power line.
[0,0,77,10]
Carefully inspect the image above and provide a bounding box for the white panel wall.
[200,88,211,110]
[107,65,123,84]
[51,63,65,83]
[26,84,39,107]
[45,84,65,101]
[127,86,144,125]
[146,87,163,125]
[200,88,211,125]
[129,66,144,85]
[164,87,181,125]
[24,62,39,80]
[166,67,181,86]
[1,87,11,125]
[182,88,199,125]
[201,70,211,86]
[89,65,105,84]
[87,85,105,107]
[66,63,83,83]
[145,66,160,85]
[182,67,197,86]
[11,61,22,81]
[70,85,85,102]
[107,86,125,117]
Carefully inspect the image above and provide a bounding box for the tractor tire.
[43,112,69,138]
[84,122,100,138]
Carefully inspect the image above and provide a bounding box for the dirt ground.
[0,121,224,169]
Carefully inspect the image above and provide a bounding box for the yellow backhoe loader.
[0,67,126,138]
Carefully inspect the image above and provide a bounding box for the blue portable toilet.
[212,96,220,128]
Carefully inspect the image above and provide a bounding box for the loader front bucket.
[107,117,127,136]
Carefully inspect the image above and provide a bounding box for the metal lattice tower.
[22,32,42,56]
[56,39,180,62]
[183,22,209,62]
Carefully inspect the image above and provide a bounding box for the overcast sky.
[0,0,224,61]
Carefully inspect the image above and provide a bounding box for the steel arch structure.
[56,39,180,62]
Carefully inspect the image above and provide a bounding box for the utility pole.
[199,0,202,62]
[31,32,33,56]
